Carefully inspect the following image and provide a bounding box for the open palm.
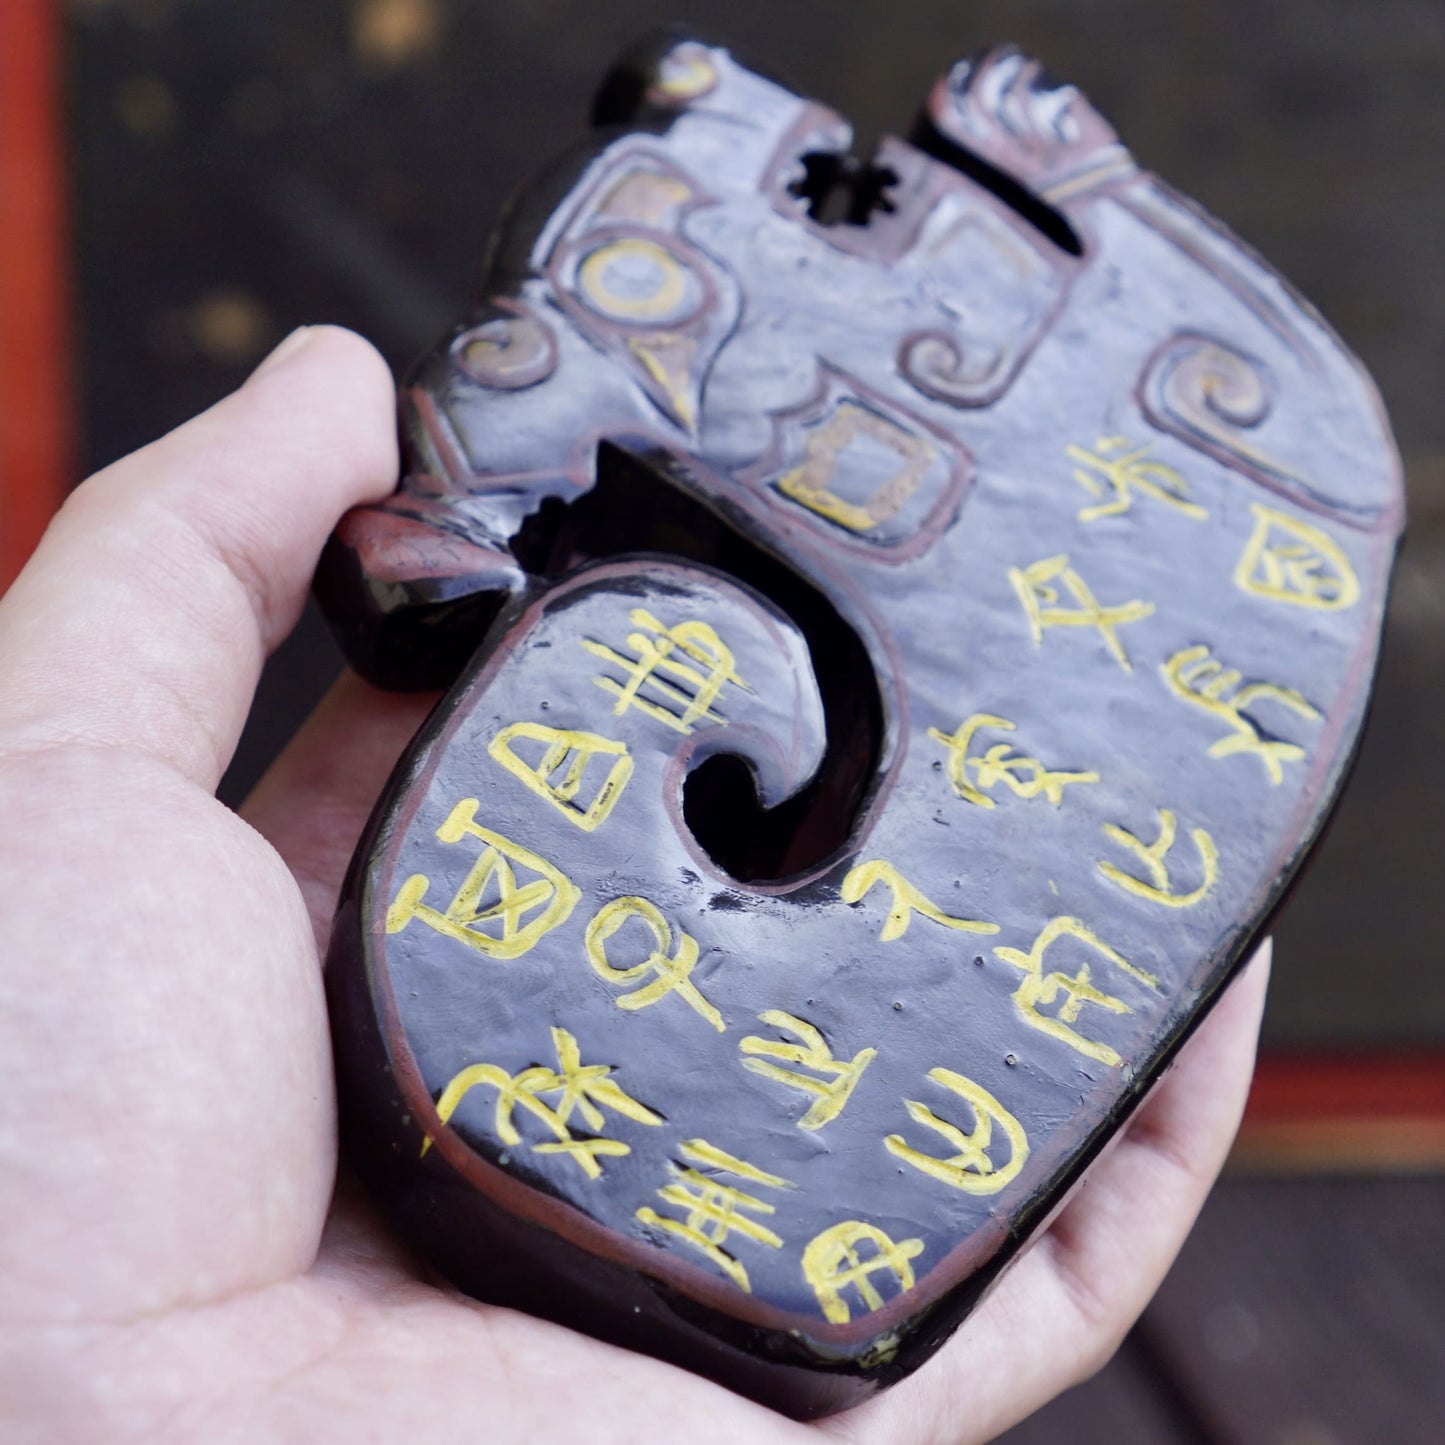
[0,329,1267,1444]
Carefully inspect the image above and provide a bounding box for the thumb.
[0,325,397,789]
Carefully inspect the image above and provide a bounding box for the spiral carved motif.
[897,329,1006,408]
[1162,337,1270,426]
[1140,335,1294,482]
[452,304,558,391]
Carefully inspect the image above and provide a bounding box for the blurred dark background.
[54,1,1445,1438]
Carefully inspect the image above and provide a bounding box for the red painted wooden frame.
[0,0,73,592]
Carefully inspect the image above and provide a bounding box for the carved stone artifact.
[315,34,1403,1419]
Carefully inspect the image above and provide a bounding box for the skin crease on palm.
[0,327,1269,1445]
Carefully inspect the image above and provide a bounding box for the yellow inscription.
[1162,644,1320,784]
[1099,808,1220,909]
[385,799,581,960]
[802,1221,925,1325]
[927,712,1099,808]
[885,1068,1029,1196]
[841,859,998,942]
[1066,435,1208,522]
[583,607,748,733]
[424,1026,661,1177]
[1234,503,1360,610]
[993,917,1159,1067]
[739,1011,876,1130]
[636,1139,793,1292]
[488,722,634,831]
[776,400,934,534]
[1009,554,1155,672]
[584,896,723,1031]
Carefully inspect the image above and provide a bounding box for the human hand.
[0,327,1268,1444]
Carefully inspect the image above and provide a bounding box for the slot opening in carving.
[788,150,900,228]
[907,120,1083,257]
[510,442,883,883]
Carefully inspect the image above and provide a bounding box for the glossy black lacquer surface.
[317,34,1402,1418]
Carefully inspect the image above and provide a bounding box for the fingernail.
[251,326,315,379]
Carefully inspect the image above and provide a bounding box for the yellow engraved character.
[585,896,723,1031]
[739,1011,877,1130]
[1161,645,1321,785]
[885,1069,1030,1196]
[385,799,581,960]
[582,607,749,733]
[927,712,1099,808]
[776,400,935,533]
[1234,503,1360,610]
[802,1221,925,1325]
[636,1139,793,1292]
[1066,435,1208,522]
[1099,808,1220,909]
[841,860,998,942]
[424,1026,661,1177]
[1008,554,1155,672]
[488,722,634,831]
[993,917,1159,1067]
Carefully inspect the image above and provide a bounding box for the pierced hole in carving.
[789,150,900,228]
[907,119,1083,257]
[510,442,883,883]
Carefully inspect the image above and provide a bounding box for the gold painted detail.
[993,917,1160,1067]
[488,722,634,831]
[585,896,723,1031]
[651,45,718,102]
[1066,435,1208,522]
[841,860,998,942]
[776,400,934,534]
[885,1069,1029,1196]
[802,1221,925,1326]
[576,235,693,325]
[1162,645,1320,784]
[385,800,581,960]
[625,331,699,431]
[927,711,1099,808]
[1098,808,1219,909]
[423,1026,661,1177]
[1233,504,1360,610]
[738,1011,876,1130]
[636,1139,793,1292]
[597,169,694,225]
[583,607,748,733]
[1009,554,1155,672]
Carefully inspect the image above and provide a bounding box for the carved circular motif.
[576,235,702,327]
[452,309,557,390]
